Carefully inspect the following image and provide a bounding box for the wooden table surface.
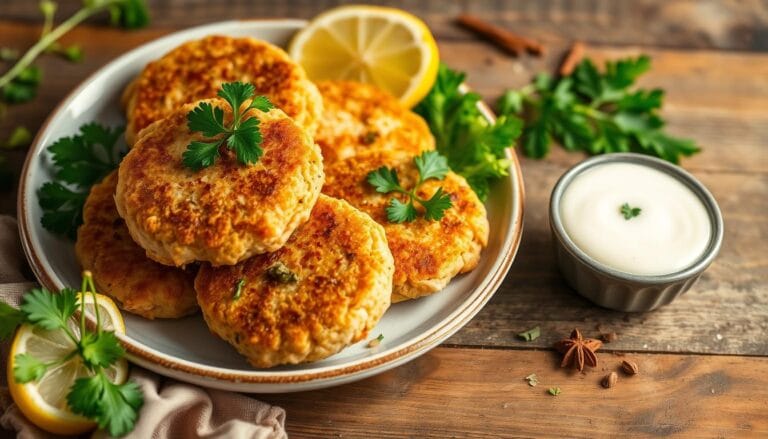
[2,1,767,437]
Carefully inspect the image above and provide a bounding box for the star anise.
[553,328,603,372]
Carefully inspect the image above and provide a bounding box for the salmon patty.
[76,171,198,319]
[322,151,489,302]
[314,80,434,163]
[122,35,322,146]
[195,195,393,368]
[115,98,324,267]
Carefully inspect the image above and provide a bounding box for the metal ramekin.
[549,153,724,312]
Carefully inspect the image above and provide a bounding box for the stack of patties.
[315,81,490,302]
[76,36,394,368]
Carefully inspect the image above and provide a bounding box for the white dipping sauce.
[560,162,711,276]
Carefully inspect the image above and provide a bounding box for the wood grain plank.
[264,347,768,438]
[0,22,765,354]
[2,0,768,51]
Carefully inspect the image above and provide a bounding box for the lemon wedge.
[289,5,440,107]
[7,292,127,435]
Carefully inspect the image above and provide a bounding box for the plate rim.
[16,19,525,389]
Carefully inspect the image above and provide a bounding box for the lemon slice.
[289,5,440,107]
[7,292,128,435]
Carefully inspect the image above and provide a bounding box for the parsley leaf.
[0,301,26,339]
[2,65,41,104]
[37,123,125,239]
[500,55,700,164]
[13,353,49,383]
[620,203,642,220]
[20,288,78,331]
[81,331,125,368]
[232,278,245,301]
[367,151,454,223]
[68,373,144,437]
[183,81,273,170]
[415,64,522,201]
[108,0,151,29]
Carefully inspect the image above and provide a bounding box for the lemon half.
[289,5,440,107]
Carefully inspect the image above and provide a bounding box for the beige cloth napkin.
[0,216,287,438]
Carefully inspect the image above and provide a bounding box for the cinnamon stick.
[559,41,585,76]
[456,14,545,57]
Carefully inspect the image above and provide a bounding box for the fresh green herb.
[265,262,298,283]
[37,123,125,239]
[367,334,384,348]
[362,131,379,145]
[2,126,32,149]
[517,326,541,342]
[415,64,523,201]
[232,278,245,300]
[620,203,642,220]
[524,373,539,387]
[498,55,699,164]
[0,0,149,104]
[1,272,144,436]
[548,387,561,396]
[367,150,453,223]
[182,82,274,170]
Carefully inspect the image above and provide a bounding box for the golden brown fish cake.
[76,171,198,319]
[115,98,324,267]
[322,151,489,301]
[314,80,434,163]
[123,35,322,146]
[195,195,393,368]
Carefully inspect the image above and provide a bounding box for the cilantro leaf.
[386,198,417,223]
[184,82,272,170]
[37,123,125,239]
[229,117,263,165]
[249,95,275,112]
[420,187,452,221]
[501,55,700,164]
[182,141,222,171]
[218,81,255,114]
[68,374,144,437]
[81,331,125,368]
[0,301,26,339]
[367,167,402,194]
[414,151,450,182]
[187,102,226,137]
[13,353,49,383]
[367,152,454,223]
[20,288,78,331]
[415,64,522,201]
[2,65,41,104]
[108,0,151,29]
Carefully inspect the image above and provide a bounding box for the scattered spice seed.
[600,332,618,343]
[367,334,384,348]
[558,40,585,76]
[524,373,539,387]
[601,372,618,388]
[517,326,541,342]
[548,387,561,396]
[621,360,639,375]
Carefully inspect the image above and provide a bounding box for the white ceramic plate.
[18,20,524,393]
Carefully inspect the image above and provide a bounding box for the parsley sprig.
[37,123,125,239]
[0,272,143,436]
[367,151,453,223]
[498,55,700,164]
[182,82,274,170]
[415,64,523,201]
[620,203,642,220]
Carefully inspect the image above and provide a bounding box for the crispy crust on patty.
[123,35,322,146]
[314,80,435,163]
[115,98,324,267]
[322,151,489,301]
[75,172,198,319]
[195,195,393,368]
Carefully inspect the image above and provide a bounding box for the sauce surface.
[560,162,711,276]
